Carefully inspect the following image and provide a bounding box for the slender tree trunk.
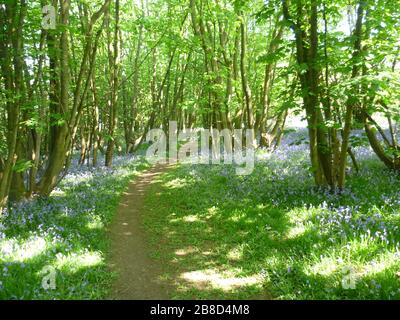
[337,1,366,189]
[239,12,254,129]
[0,1,27,209]
[105,0,120,167]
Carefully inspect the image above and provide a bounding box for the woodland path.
[107,164,172,300]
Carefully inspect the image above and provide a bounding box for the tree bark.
[105,0,121,167]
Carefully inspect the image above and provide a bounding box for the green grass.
[0,157,149,299]
[143,158,400,300]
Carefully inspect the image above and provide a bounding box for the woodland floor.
[2,132,399,300]
[107,164,272,300]
[108,133,400,300]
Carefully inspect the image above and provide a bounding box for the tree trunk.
[337,0,366,189]
[105,0,120,167]
[0,1,27,209]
